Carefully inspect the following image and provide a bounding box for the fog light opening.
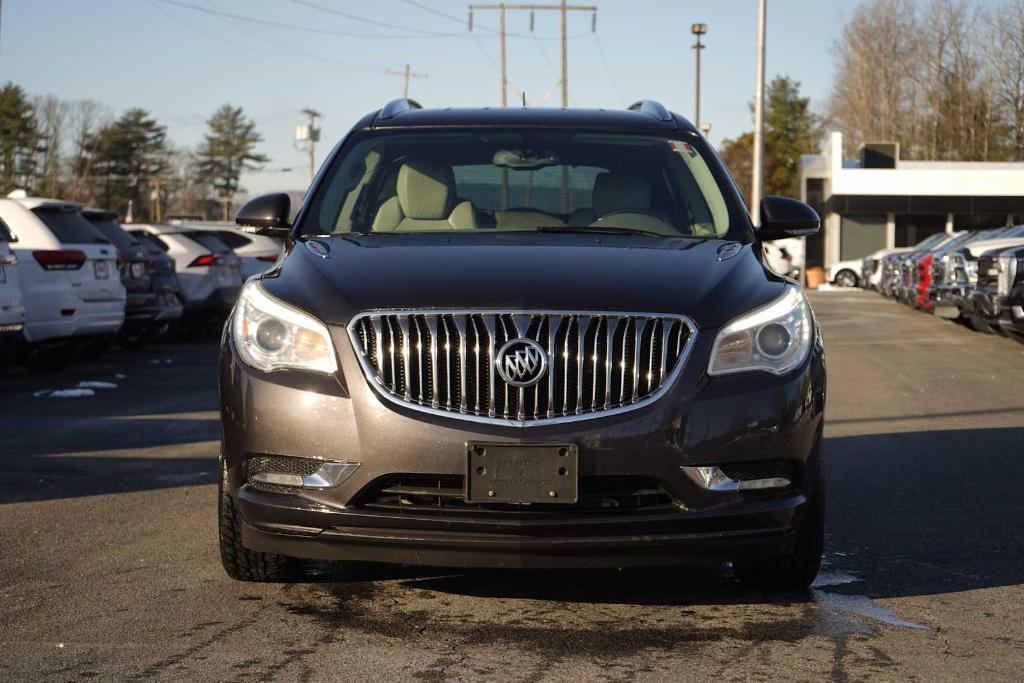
[686,465,792,492]
[248,460,360,490]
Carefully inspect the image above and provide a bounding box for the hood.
[260,233,787,330]
[965,237,1024,258]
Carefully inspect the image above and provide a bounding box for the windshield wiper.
[532,225,667,237]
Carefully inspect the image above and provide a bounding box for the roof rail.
[380,98,423,120]
[627,100,672,122]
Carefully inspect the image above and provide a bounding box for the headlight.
[708,287,812,376]
[966,259,979,283]
[231,281,338,374]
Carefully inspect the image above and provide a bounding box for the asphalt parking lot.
[2,289,1023,681]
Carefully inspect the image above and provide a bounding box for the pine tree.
[197,105,269,205]
[0,82,42,194]
[84,108,169,219]
[719,76,824,206]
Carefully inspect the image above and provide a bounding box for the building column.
[824,212,841,268]
[945,213,954,234]
[886,213,895,249]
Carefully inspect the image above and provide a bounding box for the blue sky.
[2,0,858,196]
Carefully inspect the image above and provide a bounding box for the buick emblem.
[496,338,548,387]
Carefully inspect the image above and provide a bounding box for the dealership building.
[799,132,1024,269]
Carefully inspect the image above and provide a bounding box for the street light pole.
[750,0,766,223]
[691,23,707,129]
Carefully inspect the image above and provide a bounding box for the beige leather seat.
[372,161,478,232]
[566,172,652,226]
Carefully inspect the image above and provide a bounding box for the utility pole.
[469,2,597,107]
[691,23,707,129]
[296,108,321,187]
[750,0,767,223]
[149,178,168,223]
[385,63,428,98]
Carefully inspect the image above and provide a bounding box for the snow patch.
[78,381,117,389]
[34,388,95,398]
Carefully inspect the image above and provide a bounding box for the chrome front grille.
[998,256,1017,297]
[348,310,695,425]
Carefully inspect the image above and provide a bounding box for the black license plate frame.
[465,443,579,504]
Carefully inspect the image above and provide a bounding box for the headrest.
[397,161,454,220]
[592,172,651,217]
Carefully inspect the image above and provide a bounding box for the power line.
[592,34,624,106]
[148,0,389,73]
[151,0,450,39]
[398,0,588,40]
[287,0,466,37]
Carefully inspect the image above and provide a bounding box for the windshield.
[300,130,733,238]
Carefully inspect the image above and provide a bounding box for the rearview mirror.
[236,193,292,238]
[757,196,819,241]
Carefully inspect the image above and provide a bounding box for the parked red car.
[916,253,935,311]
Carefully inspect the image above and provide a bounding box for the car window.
[214,231,252,249]
[132,232,170,253]
[32,208,110,245]
[183,231,231,253]
[0,218,13,242]
[85,216,141,251]
[303,129,733,238]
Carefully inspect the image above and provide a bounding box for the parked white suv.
[0,227,26,369]
[128,224,243,321]
[0,194,125,369]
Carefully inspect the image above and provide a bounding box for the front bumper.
[933,285,969,319]
[221,323,826,569]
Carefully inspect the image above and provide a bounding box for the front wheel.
[733,446,825,590]
[834,269,859,288]
[218,458,304,582]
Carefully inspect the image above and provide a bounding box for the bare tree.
[33,95,68,197]
[828,0,920,157]
[829,0,1010,161]
[984,0,1024,159]
[65,99,109,203]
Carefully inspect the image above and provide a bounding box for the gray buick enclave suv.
[219,99,826,588]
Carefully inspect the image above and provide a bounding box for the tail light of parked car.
[188,253,221,268]
[32,249,87,271]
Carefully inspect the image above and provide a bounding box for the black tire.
[734,444,825,590]
[834,269,858,288]
[963,316,994,334]
[218,458,304,582]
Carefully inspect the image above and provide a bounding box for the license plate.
[465,443,578,504]
[94,260,110,279]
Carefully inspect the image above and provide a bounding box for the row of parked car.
[0,191,283,371]
[835,226,1024,341]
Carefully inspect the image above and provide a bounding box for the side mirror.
[757,196,820,241]
[236,193,292,238]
